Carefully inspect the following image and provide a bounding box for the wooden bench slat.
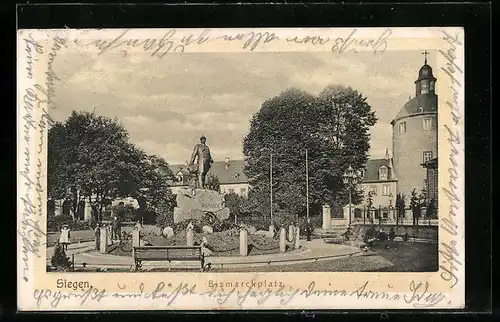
[132,246,206,271]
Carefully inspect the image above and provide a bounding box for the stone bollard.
[100,226,108,254]
[107,225,112,245]
[288,225,294,242]
[186,229,194,247]
[294,225,300,250]
[132,229,140,247]
[239,229,248,256]
[279,228,286,253]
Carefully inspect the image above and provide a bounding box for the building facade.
[359,150,398,209]
[422,157,438,204]
[391,58,438,197]
[169,158,250,197]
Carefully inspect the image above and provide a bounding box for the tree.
[243,86,377,222]
[366,191,374,224]
[205,174,220,192]
[224,192,246,224]
[409,188,421,226]
[395,193,406,225]
[48,111,174,223]
[426,198,436,221]
[131,154,175,224]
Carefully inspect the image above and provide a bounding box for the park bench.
[132,246,208,271]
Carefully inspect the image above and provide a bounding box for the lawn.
[210,241,438,272]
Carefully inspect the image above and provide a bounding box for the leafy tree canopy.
[243,85,377,221]
[48,111,174,221]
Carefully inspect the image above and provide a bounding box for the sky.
[51,48,436,165]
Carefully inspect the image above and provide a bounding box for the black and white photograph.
[44,40,440,273]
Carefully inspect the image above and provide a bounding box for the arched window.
[379,166,388,181]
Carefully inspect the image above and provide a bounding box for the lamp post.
[343,165,359,227]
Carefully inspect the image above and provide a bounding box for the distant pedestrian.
[59,224,71,251]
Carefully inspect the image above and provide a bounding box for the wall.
[353,224,438,241]
[392,112,438,197]
[220,183,250,197]
[170,183,250,197]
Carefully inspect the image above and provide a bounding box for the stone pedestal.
[239,229,248,256]
[322,204,331,230]
[84,199,92,221]
[288,225,294,242]
[294,225,300,250]
[174,188,230,223]
[186,229,194,247]
[100,227,108,254]
[279,228,286,253]
[132,229,140,247]
[107,225,112,245]
[269,225,275,235]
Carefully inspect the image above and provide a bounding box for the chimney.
[225,157,230,169]
[385,148,390,161]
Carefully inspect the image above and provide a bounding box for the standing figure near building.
[189,135,214,189]
[59,224,71,251]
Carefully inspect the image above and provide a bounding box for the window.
[358,169,365,178]
[378,166,388,181]
[421,80,430,94]
[423,118,432,130]
[398,122,406,134]
[228,188,235,194]
[423,151,433,163]
[382,184,391,196]
[240,188,246,196]
[369,185,377,196]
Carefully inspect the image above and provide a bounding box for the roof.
[360,158,395,183]
[391,93,438,124]
[169,160,248,185]
[416,64,436,82]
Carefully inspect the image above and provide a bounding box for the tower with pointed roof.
[391,51,438,197]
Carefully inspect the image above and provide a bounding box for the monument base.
[173,188,230,223]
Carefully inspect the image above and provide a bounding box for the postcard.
[17,27,464,310]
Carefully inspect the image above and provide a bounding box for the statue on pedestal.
[189,135,213,190]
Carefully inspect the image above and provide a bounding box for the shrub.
[47,215,93,232]
[50,243,72,270]
[363,226,378,243]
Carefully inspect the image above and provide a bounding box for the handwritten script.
[439,30,464,289]
[19,34,62,282]
[33,280,446,309]
[72,28,391,56]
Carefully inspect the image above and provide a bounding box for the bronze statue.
[189,135,213,189]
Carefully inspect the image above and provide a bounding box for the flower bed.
[108,228,287,257]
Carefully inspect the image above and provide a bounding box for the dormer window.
[358,169,365,179]
[378,166,388,181]
[234,173,240,179]
[176,171,184,183]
